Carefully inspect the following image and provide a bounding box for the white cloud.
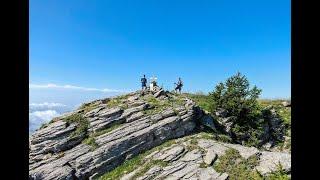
[30,110,60,122]
[29,110,60,133]
[29,83,127,93]
[30,102,67,108]
[29,102,71,113]
[29,102,72,133]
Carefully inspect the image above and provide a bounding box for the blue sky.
[29,0,290,132]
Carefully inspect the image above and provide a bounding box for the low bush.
[200,72,290,148]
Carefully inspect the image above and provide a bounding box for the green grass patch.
[106,99,122,108]
[144,95,159,105]
[277,107,291,127]
[258,99,291,127]
[63,113,89,137]
[39,117,60,130]
[143,107,161,116]
[82,123,123,150]
[142,96,184,116]
[265,163,290,180]
[196,132,232,143]
[99,139,176,180]
[39,122,49,129]
[150,139,177,153]
[57,151,65,158]
[78,102,100,114]
[99,152,146,180]
[186,144,198,151]
[284,139,291,152]
[214,148,263,180]
[82,137,99,150]
[145,96,167,107]
[214,134,233,143]
[106,94,130,108]
[131,160,168,179]
[199,162,209,168]
[92,123,123,137]
[258,99,290,107]
[184,93,211,112]
[169,97,186,107]
[190,138,198,145]
[197,132,214,139]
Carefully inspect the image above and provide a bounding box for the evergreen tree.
[209,72,261,123]
[209,72,263,145]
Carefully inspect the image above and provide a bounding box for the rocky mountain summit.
[29,89,291,180]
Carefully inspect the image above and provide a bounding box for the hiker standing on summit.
[141,74,147,90]
[174,77,183,94]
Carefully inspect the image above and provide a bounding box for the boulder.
[180,149,202,162]
[153,89,165,98]
[255,151,291,175]
[203,149,217,165]
[127,95,139,102]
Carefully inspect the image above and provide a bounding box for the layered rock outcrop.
[29,89,291,180]
[29,90,203,179]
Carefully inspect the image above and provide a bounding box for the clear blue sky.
[30,0,290,99]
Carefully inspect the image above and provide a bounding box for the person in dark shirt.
[141,75,147,90]
[174,77,183,93]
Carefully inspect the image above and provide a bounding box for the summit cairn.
[148,76,166,98]
[149,76,158,92]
